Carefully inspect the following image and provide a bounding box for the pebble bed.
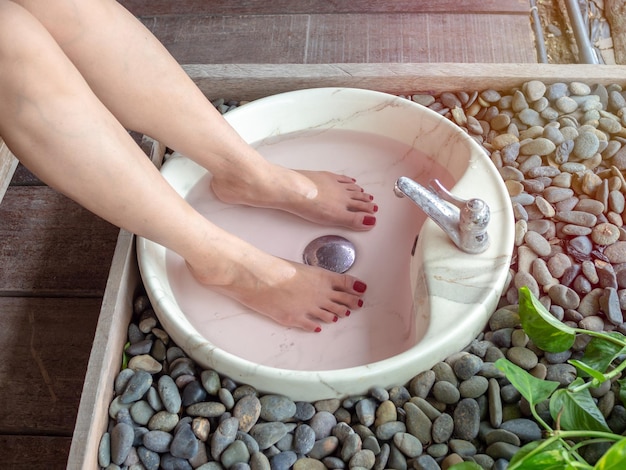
[98,81,626,470]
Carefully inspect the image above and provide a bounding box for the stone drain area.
[98,80,626,470]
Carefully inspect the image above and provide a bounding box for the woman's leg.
[0,0,366,332]
[13,0,378,231]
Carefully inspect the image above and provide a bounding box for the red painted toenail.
[315,327,322,333]
[333,316,339,322]
[353,281,367,293]
[369,195,374,201]
[373,204,379,212]
[358,299,364,308]
[345,310,351,317]
[363,215,376,226]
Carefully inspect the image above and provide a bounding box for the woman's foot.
[186,246,367,332]
[210,162,378,231]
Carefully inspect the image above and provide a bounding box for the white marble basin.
[137,88,514,401]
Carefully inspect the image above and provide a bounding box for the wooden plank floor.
[0,1,537,467]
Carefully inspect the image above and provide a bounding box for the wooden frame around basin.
[67,63,626,469]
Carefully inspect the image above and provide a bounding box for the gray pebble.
[356,399,377,427]
[350,449,376,469]
[453,354,484,380]
[459,376,489,398]
[111,423,134,466]
[259,395,296,422]
[413,454,441,470]
[500,418,542,442]
[294,424,316,454]
[375,421,406,441]
[449,439,477,457]
[200,370,222,395]
[432,413,454,443]
[432,381,460,404]
[222,441,251,468]
[506,346,538,370]
[137,446,160,470]
[486,442,521,460]
[143,430,173,453]
[404,402,432,445]
[186,402,227,418]
[148,411,179,432]
[171,422,198,460]
[308,436,339,460]
[121,370,153,404]
[409,370,435,398]
[453,399,480,440]
[211,417,240,459]
[393,433,423,458]
[182,380,208,407]
[158,375,181,414]
[249,422,288,450]
[310,411,337,439]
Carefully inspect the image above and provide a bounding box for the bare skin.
[0,0,376,332]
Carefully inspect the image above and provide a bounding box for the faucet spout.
[394,176,490,254]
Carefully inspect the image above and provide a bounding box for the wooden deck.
[0,1,539,467]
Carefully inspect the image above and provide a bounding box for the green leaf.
[518,286,576,353]
[495,358,559,407]
[568,359,607,384]
[550,387,611,433]
[508,440,569,470]
[580,333,626,374]
[594,438,626,470]
[448,462,483,470]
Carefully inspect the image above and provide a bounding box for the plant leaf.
[495,358,559,407]
[550,387,611,433]
[568,359,607,384]
[447,462,483,470]
[594,438,626,470]
[508,440,569,470]
[518,286,576,352]
[580,333,626,374]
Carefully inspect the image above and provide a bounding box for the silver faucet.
[394,176,490,254]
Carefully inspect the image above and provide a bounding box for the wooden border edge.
[67,229,137,470]
[183,63,626,101]
[0,138,18,205]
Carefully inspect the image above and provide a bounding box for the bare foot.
[186,246,367,332]
[210,163,378,231]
